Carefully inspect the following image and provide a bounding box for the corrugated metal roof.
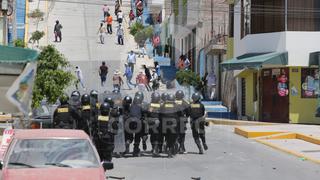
[0,45,38,63]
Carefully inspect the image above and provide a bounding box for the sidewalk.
[235,124,320,164]
[26,0,49,49]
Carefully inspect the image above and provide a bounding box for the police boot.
[133,146,141,157]
[142,136,148,151]
[200,135,208,151]
[179,144,186,154]
[153,144,160,157]
[124,141,130,155]
[167,147,173,158]
[195,140,204,154]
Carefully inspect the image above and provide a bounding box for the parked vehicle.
[0,129,113,180]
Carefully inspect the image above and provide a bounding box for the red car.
[0,129,113,180]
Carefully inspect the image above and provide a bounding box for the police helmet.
[123,96,133,105]
[90,90,98,100]
[192,93,201,103]
[100,102,110,115]
[104,97,114,107]
[135,91,144,101]
[133,95,142,104]
[161,92,169,102]
[81,94,90,105]
[167,94,175,102]
[113,89,120,94]
[59,94,69,105]
[151,92,161,103]
[175,90,184,100]
[71,91,80,100]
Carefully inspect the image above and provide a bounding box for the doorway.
[261,68,289,123]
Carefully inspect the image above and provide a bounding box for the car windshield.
[7,139,100,169]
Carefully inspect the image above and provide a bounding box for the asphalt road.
[108,125,320,180]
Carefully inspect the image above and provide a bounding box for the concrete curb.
[207,118,277,126]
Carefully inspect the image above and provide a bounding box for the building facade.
[223,0,320,124]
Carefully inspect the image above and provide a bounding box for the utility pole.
[211,0,214,40]
[1,0,8,45]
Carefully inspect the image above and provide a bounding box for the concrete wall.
[289,67,320,124]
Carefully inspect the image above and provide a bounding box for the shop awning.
[0,45,38,63]
[309,51,320,66]
[221,52,288,71]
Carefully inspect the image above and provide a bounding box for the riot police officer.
[134,91,148,151]
[129,95,144,156]
[145,92,162,156]
[159,92,169,153]
[190,93,208,154]
[53,94,79,129]
[69,91,81,128]
[122,96,133,155]
[161,94,179,158]
[80,94,92,137]
[90,90,99,137]
[175,90,190,154]
[96,102,115,162]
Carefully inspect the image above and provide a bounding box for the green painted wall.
[226,38,234,59]
[289,67,320,124]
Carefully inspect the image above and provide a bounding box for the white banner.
[6,62,37,116]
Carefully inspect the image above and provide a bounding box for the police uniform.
[80,94,92,137]
[175,91,190,154]
[69,91,81,128]
[158,92,169,153]
[96,102,114,162]
[122,96,132,155]
[145,92,161,156]
[90,90,100,140]
[53,95,80,129]
[161,94,178,158]
[189,93,208,154]
[128,95,144,156]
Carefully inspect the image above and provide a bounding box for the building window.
[301,68,320,98]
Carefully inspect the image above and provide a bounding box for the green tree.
[28,9,44,19]
[176,70,202,98]
[32,45,75,108]
[129,22,144,36]
[29,31,45,45]
[134,26,153,46]
[13,39,25,48]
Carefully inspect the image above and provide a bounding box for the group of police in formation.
[53,90,209,162]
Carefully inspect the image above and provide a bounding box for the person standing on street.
[117,10,123,24]
[136,71,148,92]
[150,69,159,91]
[99,62,108,87]
[75,66,86,90]
[206,71,216,100]
[102,4,110,18]
[127,50,136,72]
[117,24,124,45]
[189,93,208,154]
[106,14,113,34]
[143,65,152,91]
[129,9,135,27]
[123,63,134,90]
[112,70,123,92]
[54,20,63,42]
[97,23,106,44]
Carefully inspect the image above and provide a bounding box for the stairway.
[203,101,238,120]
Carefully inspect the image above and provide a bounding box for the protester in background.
[184,56,191,70]
[178,55,185,70]
[143,65,152,92]
[154,61,161,81]
[106,14,113,34]
[102,4,110,18]
[117,10,123,24]
[75,66,85,90]
[129,9,135,27]
[206,71,216,100]
[138,42,146,58]
[150,69,159,91]
[136,70,147,92]
[117,24,124,45]
[201,72,208,100]
[113,70,124,92]
[54,20,63,42]
[99,61,108,87]
[127,50,136,73]
[97,23,106,44]
[123,63,135,90]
